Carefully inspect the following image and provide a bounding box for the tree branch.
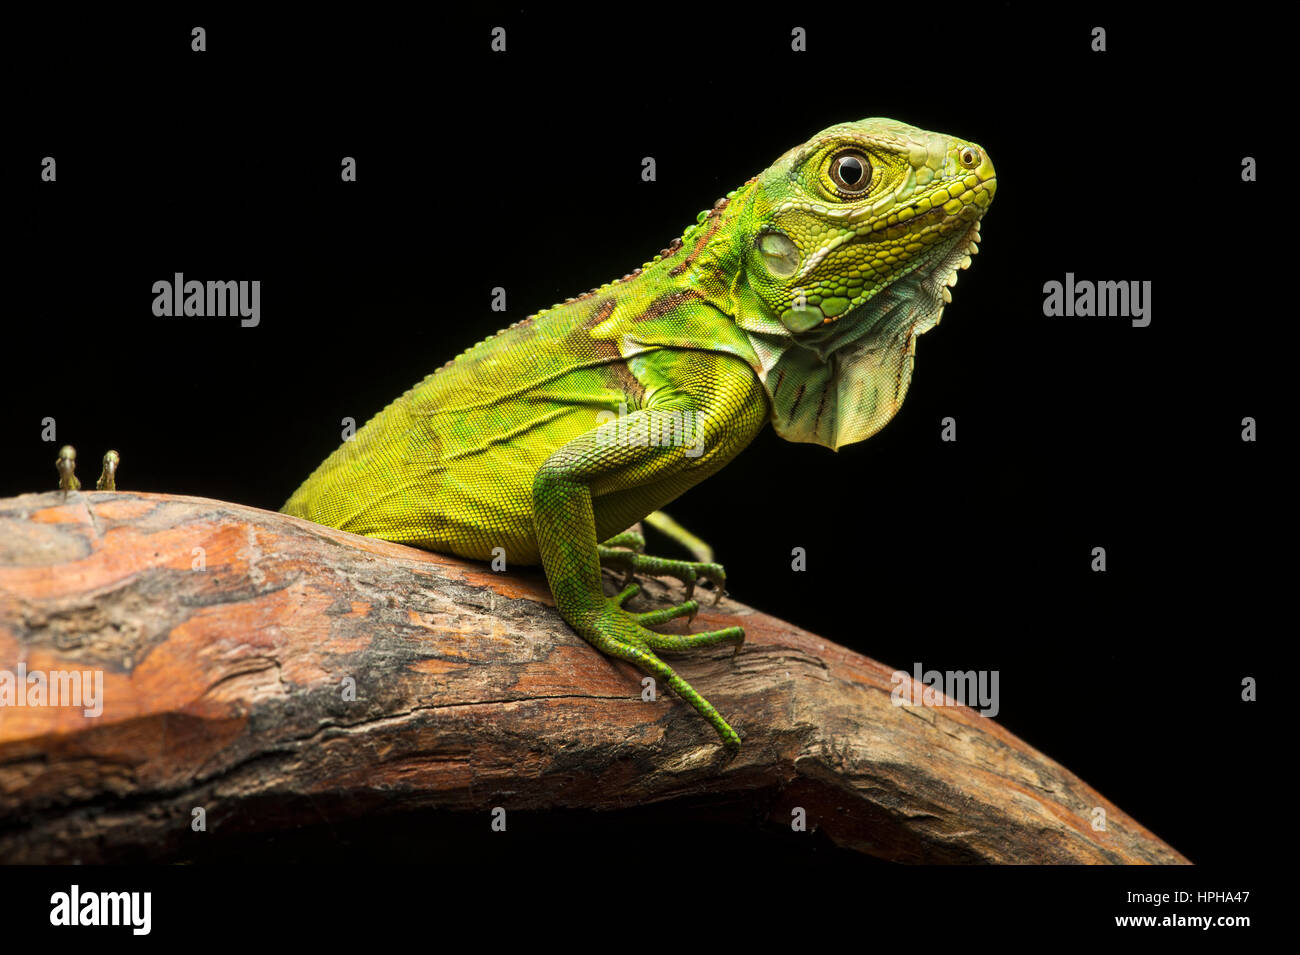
[0,491,1187,864]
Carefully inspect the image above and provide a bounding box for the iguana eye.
[959,146,981,168]
[829,151,872,194]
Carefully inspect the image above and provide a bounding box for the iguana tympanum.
[282,118,997,753]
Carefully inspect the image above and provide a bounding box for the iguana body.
[283,118,997,752]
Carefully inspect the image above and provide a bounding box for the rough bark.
[0,490,1188,864]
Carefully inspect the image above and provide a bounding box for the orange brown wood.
[0,491,1188,864]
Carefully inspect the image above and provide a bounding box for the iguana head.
[730,118,997,450]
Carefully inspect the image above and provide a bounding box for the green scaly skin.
[282,118,997,753]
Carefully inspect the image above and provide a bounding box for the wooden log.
[0,490,1188,864]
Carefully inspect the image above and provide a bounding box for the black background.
[5,3,1276,914]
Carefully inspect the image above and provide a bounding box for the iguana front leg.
[532,354,767,753]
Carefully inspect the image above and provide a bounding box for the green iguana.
[281,118,997,753]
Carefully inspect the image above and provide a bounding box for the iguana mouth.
[811,218,984,332]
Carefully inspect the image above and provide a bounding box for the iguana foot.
[600,530,645,552]
[597,542,728,604]
[578,594,744,753]
[611,581,699,626]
